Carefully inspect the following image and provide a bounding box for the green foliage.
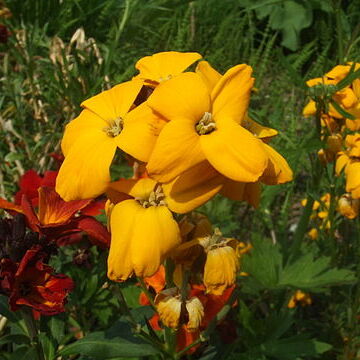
[241,237,355,292]
[239,0,332,50]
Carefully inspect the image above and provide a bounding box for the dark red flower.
[14,169,105,215]
[14,170,58,206]
[1,187,110,248]
[0,246,74,316]
[0,24,9,44]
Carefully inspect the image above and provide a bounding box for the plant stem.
[21,308,45,360]
[333,0,344,63]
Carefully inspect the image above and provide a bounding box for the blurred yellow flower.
[288,290,312,308]
[338,194,359,219]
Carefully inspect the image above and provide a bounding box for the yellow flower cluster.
[55,51,293,286]
[303,63,360,221]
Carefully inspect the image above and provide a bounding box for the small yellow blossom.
[288,290,312,308]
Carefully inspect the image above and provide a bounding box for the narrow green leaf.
[330,99,356,120]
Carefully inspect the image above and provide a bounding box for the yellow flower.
[307,228,318,240]
[336,134,360,199]
[146,65,268,183]
[134,51,202,87]
[338,193,359,219]
[303,63,360,120]
[199,229,239,295]
[146,62,292,195]
[155,288,204,331]
[288,290,312,308]
[56,80,166,200]
[106,178,181,280]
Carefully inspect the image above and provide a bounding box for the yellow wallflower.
[146,61,292,198]
[106,178,181,280]
[56,79,166,201]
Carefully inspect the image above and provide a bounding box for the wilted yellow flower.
[198,229,239,295]
[155,288,204,331]
[288,290,312,308]
[338,194,359,219]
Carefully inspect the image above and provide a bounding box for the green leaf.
[261,336,332,359]
[0,334,30,346]
[58,319,159,359]
[0,295,20,323]
[241,240,355,292]
[330,99,356,120]
[4,152,24,163]
[241,237,282,290]
[279,252,355,290]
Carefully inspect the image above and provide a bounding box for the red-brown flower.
[0,246,74,316]
[0,187,110,248]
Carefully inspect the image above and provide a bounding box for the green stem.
[113,285,167,355]
[21,308,45,360]
[137,277,156,309]
[334,0,344,63]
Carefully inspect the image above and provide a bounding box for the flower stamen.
[103,117,123,137]
[137,185,167,208]
[195,112,216,135]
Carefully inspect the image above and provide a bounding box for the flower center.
[137,185,167,208]
[199,228,229,252]
[195,112,216,135]
[103,117,123,137]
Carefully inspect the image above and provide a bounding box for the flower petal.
[200,120,268,182]
[108,178,157,200]
[131,206,181,277]
[56,132,117,201]
[196,61,221,92]
[345,162,360,197]
[135,51,202,83]
[242,114,278,139]
[61,109,108,156]
[147,118,206,182]
[117,103,167,162]
[81,79,143,122]
[211,64,254,124]
[38,187,91,225]
[147,72,210,123]
[336,153,349,175]
[260,143,293,185]
[220,180,260,207]
[107,199,139,281]
[163,161,223,214]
